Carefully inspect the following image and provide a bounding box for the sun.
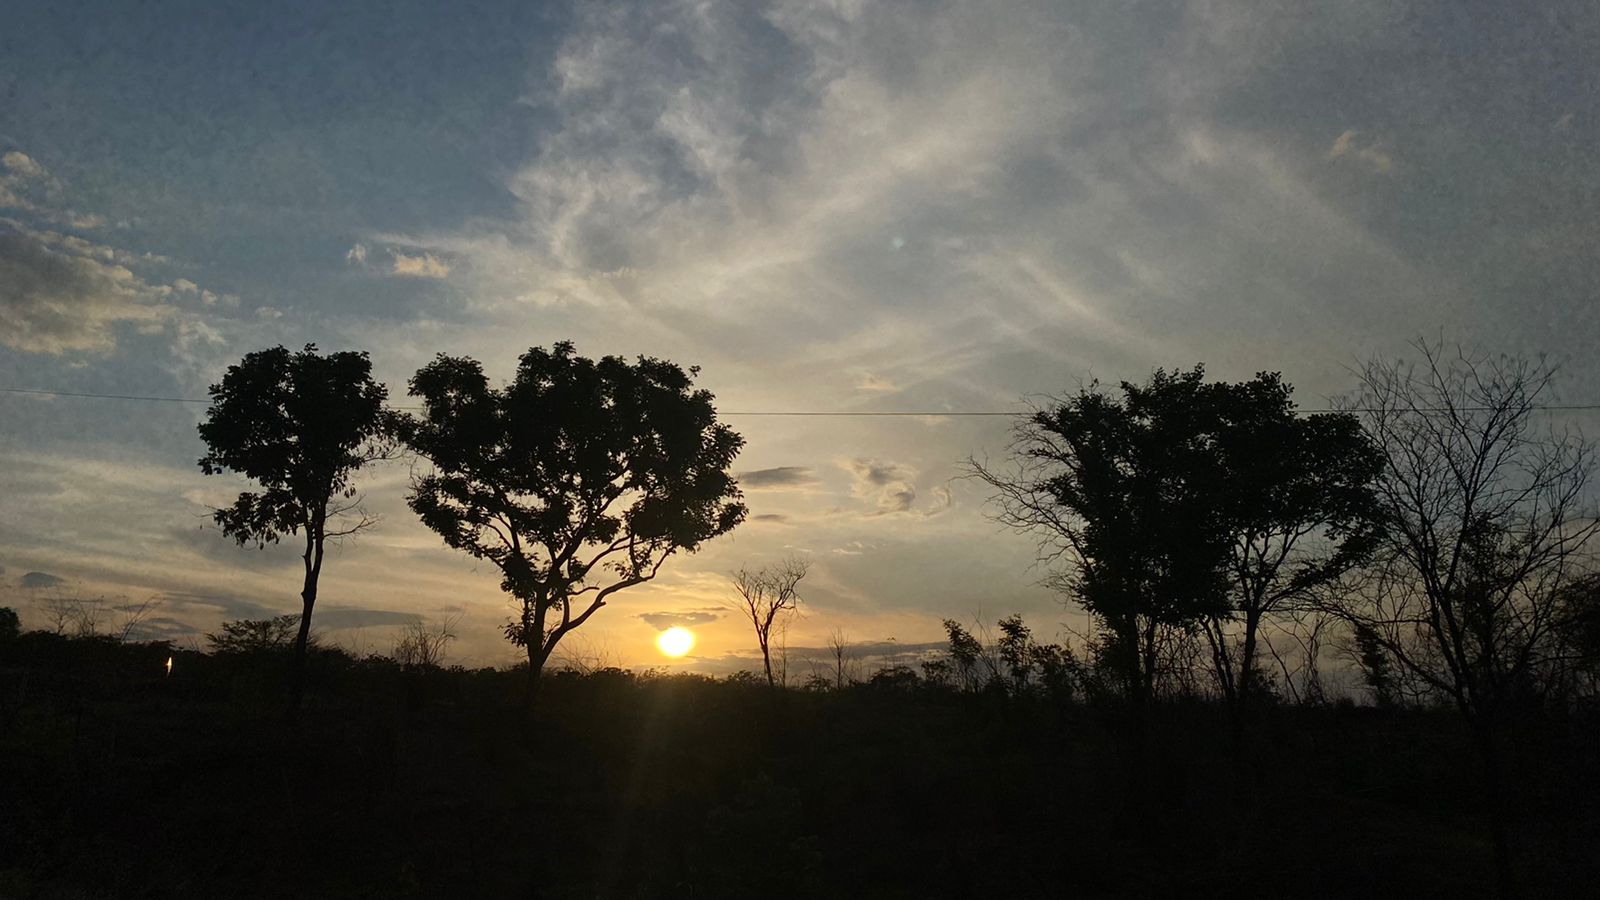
[655,626,696,658]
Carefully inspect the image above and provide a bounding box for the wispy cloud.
[0,225,173,354]
[390,251,450,279]
[638,609,723,631]
[738,466,820,490]
[842,458,917,515]
[1328,129,1395,174]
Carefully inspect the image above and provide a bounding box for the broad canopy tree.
[973,368,1237,715]
[1201,373,1383,713]
[971,367,1382,722]
[402,342,746,688]
[197,344,392,713]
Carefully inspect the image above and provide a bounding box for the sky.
[2,0,1597,672]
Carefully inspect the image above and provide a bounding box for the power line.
[2,387,207,404]
[4,385,1599,416]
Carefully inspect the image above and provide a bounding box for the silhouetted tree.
[941,619,992,693]
[1330,340,1599,897]
[402,342,745,693]
[198,345,392,715]
[1350,623,1398,708]
[393,616,458,669]
[1552,574,1600,700]
[824,627,857,690]
[36,592,104,637]
[1197,373,1383,732]
[969,368,1234,725]
[0,607,18,643]
[730,557,809,687]
[207,615,305,655]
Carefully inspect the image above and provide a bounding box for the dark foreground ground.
[2,635,1597,899]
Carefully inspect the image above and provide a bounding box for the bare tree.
[1330,339,1599,897]
[1260,608,1334,706]
[825,627,857,690]
[392,615,460,669]
[552,631,623,675]
[36,592,106,638]
[729,557,809,688]
[113,597,161,643]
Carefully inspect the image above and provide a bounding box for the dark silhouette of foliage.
[1197,372,1384,724]
[974,368,1383,736]
[730,556,809,687]
[6,619,1600,897]
[392,616,458,669]
[1352,623,1398,708]
[197,344,393,713]
[970,368,1237,717]
[1331,340,1600,897]
[0,607,18,644]
[401,342,746,689]
[206,615,304,655]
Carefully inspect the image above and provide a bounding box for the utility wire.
[3,386,1600,416]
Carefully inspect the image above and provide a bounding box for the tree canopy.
[402,341,746,684]
[197,344,392,712]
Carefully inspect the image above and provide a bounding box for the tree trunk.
[1232,608,1262,754]
[523,597,549,710]
[288,523,324,720]
[759,633,774,687]
[524,643,545,709]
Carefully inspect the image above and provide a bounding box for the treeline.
[5,335,1599,896]
[3,609,1597,898]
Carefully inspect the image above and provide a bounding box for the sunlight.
[655,626,695,658]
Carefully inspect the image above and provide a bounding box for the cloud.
[0,224,175,354]
[390,251,450,278]
[313,607,422,630]
[1,149,110,230]
[637,609,723,631]
[20,571,65,589]
[346,242,369,265]
[737,466,819,490]
[126,615,201,639]
[752,513,789,523]
[1328,129,1394,173]
[2,151,50,182]
[842,458,917,514]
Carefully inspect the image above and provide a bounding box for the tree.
[824,627,857,690]
[1197,373,1383,728]
[1330,340,1599,897]
[402,342,745,691]
[729,556,809,688]
[392,616,458,669]
[969,368,1234,723]
[198,344,392,715]
[207,615,305,655]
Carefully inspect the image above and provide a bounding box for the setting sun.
[655,626,696,658]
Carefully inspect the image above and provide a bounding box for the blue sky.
[2,0,1596,670]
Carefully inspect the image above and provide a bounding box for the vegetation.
[2,617,1597,898]
[3,339,1595,897]
[729,556,810,687]
[400,342,746,691]
[197,344,394,714]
